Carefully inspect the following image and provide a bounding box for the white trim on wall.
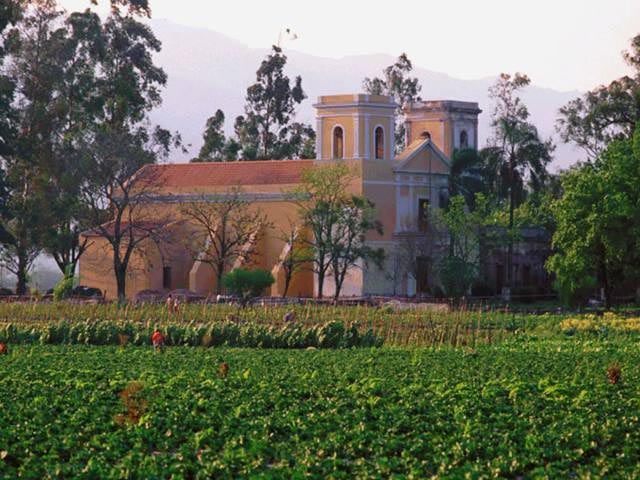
[316,113,395,119]
[354,116,361,159]
[316,118,323,160]
[364,115,370,160]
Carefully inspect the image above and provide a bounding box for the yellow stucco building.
[79,94,481,299]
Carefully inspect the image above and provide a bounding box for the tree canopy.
[547,125,640,307]
[363,53,422,151]
[557,34,640,158]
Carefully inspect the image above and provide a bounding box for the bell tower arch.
[402,100,482,158]
[313,94,397,161]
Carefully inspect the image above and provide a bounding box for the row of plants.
[0,302,563,345]
[1,343,638,478]
[560,312,640,335]
[0,320,382,349]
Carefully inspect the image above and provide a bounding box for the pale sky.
[60,0,639,92]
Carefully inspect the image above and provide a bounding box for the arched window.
[374,126,384,159]
[333,126,344,159]
[460,130,468,148]
[420,131,431,140]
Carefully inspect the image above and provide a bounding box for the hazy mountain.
[149,19,583,170]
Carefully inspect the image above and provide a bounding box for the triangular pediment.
[394,139,450,174]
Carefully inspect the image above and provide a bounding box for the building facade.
[79,94,482,299]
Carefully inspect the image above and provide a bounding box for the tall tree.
[180,188,268,294]
[235,45,314,160]
[363,53,422,151]
[0,0,70,293]
[557,34,640,158]
[76,10,180,302]
[437,195,485,298]
[4,2,101,280]
[292,163,384,299]
[328,196,384,301]
[195,46,314,162]
[547,126,640,308]
[291,163,354,298]
[482,73,553,290]
[192,109,240,162]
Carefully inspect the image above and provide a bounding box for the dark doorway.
[496,264,505,293]
[522,264,531,286]
[162,266,172,290]
[416,256,430,294]
[418,199,429,233]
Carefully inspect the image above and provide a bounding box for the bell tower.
[313,94,397,161]
[402,100,482,158]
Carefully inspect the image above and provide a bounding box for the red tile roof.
[137,160,314,188]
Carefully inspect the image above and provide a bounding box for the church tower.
[402,100,482,158]
[313,94,397,161]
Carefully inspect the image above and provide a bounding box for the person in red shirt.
[151,329,165,352]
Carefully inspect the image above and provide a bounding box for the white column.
[395,181,401,232]
[316,118,323,160]
[389,117,395,160]
[354,116,361,159]
[364,114,370,160]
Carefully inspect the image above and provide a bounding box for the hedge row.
[0,320,383,349]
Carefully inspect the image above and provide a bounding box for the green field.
[2,338,640,478]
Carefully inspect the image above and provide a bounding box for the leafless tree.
[180,187,269,294]
[277,219,313,298]
[80,131,176,303]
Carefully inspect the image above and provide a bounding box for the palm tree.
[484,73,554,290]
[448,148,490,208]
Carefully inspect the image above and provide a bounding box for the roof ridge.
[154,159,314,167]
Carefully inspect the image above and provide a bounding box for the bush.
[554,279,593,307]
[439,256,476,299]
[222,268,275,306]
[53,276,74,301]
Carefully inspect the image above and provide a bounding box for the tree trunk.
[114,256,127,304]
[597,245,611,309]
[215,266,224,295]
[507,158,516,290]
[333,273,344,303]
[282,274,291,298]
[15,248,28,296]
[316,270,324,299]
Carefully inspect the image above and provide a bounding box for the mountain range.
[149,19,586,170]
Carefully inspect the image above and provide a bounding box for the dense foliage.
[547,126,640,306]
[222,268,275,306]
[2,341,640,477]
[194,45,315,161]
[0,319,381,349]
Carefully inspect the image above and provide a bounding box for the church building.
[79,94,481,299]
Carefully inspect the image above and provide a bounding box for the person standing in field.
[166,294,174,314]
[151,329,165,352]
[173,296,180,315]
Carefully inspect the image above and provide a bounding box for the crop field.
[2,340,640,478]
[2,304,640,477]
[0,302,565,347]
